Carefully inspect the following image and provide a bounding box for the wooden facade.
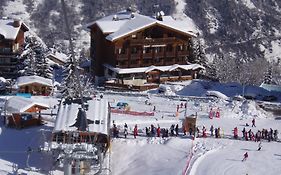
[0,19,29,78]
[88,11,203,89]
[18,82,52,96]
[7,105,48,129]
[90,24,192,76]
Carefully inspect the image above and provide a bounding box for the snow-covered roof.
[47,50,69,65]
[260,83,281,92]
[87,11,198,41]
[5,96,49,113]
[17,76,53,87]
[0,19,28,40]
[104,64,204,74]
[53,99,109,135]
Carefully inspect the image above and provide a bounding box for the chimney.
[13,19,21,28]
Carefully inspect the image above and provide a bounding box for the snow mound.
[205,90,229,101]
[177,81,206,96]
[240,100,269,119]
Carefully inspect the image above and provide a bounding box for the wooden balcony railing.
[130,37,177,46]
[177,50,189,56]
[116,54,128,61]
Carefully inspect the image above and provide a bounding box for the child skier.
[124,123,128,138]
[257,142,262,151]
[242,152,248,161]
[133,124,138,138]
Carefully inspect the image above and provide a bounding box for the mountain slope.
[1,0,280,84]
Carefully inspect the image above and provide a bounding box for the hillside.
[1,0,280,84]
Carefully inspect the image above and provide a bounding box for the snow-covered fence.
[111,109,154,116]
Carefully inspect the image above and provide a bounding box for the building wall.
[18,83,52,96]
[90,23,194,80]
[0,26,27,78]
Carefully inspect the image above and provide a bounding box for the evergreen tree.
[191,38,208,68]
[19,36,53,79]
[264,66,273,84]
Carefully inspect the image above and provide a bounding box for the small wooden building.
[16,75,53,96]
[46,50,69,66]
[5,96,49,128]
[182,114,197,136]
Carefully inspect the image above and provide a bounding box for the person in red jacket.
[133,124,138,138]
[157,126,161,137]
[234,127,238,139]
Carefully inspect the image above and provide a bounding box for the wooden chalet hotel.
[87,9,204,90]
[0,18,29,78]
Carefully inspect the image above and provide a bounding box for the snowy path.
[186,138,281,175]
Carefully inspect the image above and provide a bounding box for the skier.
[274,129,278,141]
[145,127,150,137]
[257,142,262,151]
[202,126,207,138]
[216,108,220,118]
[252,118,256,127]
[210,125,214,137]
[209,108,213,119]
[124,123,128,138]
[153,106,156,112]
[175,124,179,136]
[196,126,200,138]
[233,127,238,139]
[170,124,175,136]
[133,124,138,138]
[157,126,161,137]
[151,124,155,136]
[113,124,119,138]
[242,127,246,138]
[242,152,248,161]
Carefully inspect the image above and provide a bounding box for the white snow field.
[0,80,280,175]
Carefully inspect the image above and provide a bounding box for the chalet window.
[0,57,10,64]
[143,47,151,53]
[143,59,153,65]
[130,60,138,65]
[0,48,12,54]
[178,45,184,51]
[117,48,126,54]
[155,47,162,53]
[131,47,138,54]
[117,60,127,66]
[166,45,173,52]
[132,34,137,39]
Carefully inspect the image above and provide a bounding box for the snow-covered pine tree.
[34,45,53,79]
[19,36,53,79]
[263,65,272,84]
[61,58,79,98]
[191,39,208,68]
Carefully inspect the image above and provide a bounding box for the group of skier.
[112,123,181,139]
[195,125,222,138]
[240,127,279,142]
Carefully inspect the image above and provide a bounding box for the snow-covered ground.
[0,80,280,175]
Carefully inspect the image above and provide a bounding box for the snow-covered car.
[158,85,172,94]
[206,90,229,100]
